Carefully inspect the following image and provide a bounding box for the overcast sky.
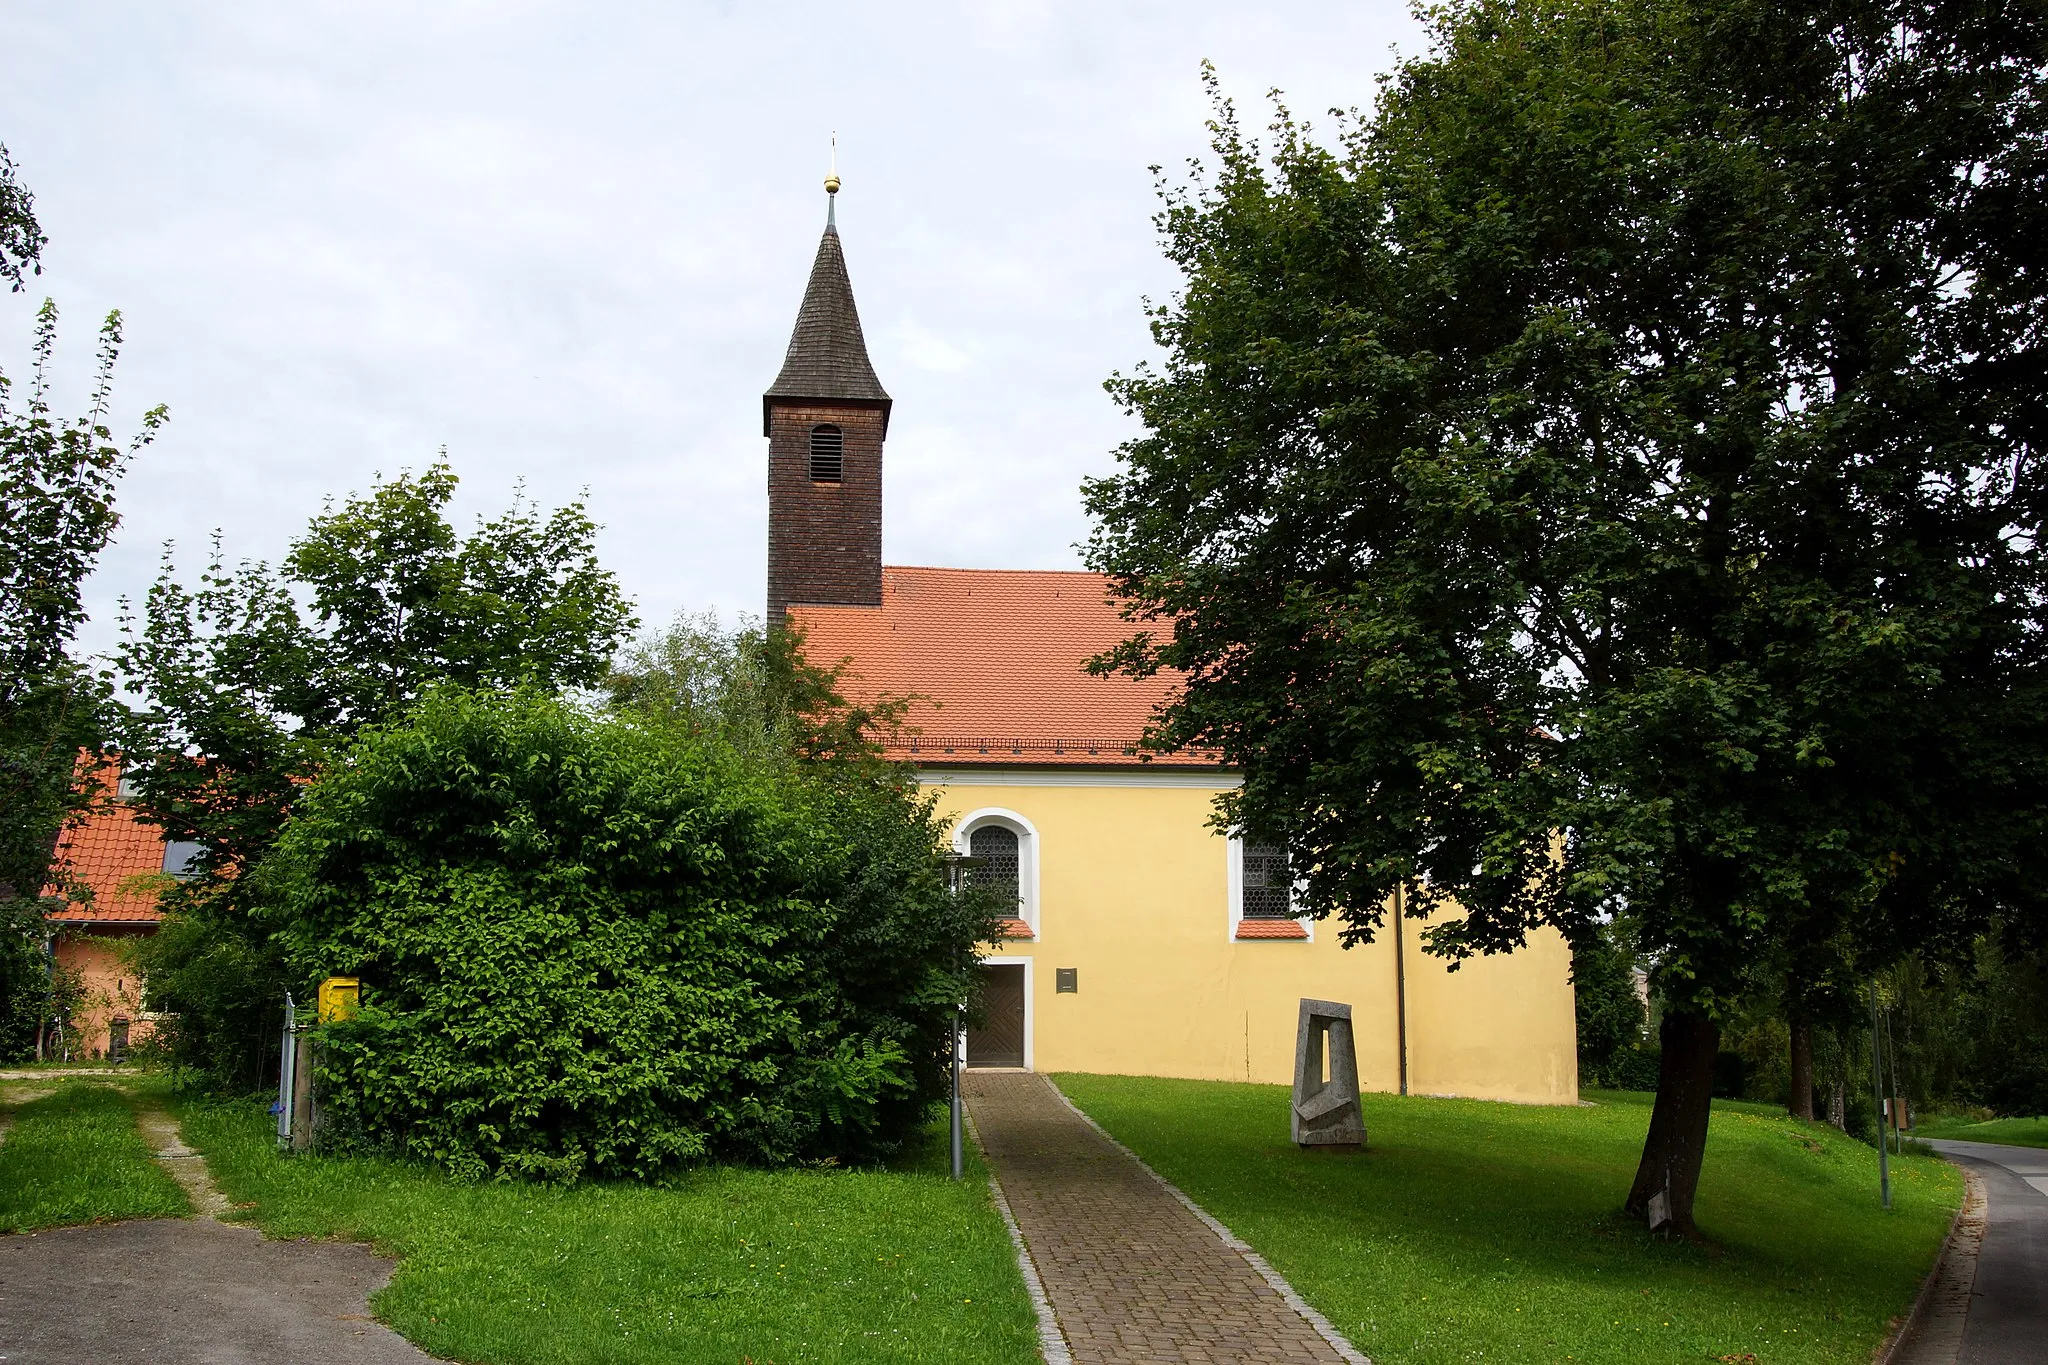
[4,3,1423,659]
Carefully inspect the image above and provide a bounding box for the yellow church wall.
[923,771,1579,1105]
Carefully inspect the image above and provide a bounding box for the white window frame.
[971,954,1035,1071]
[953,807,1040,940]
[1227,834,1313,942]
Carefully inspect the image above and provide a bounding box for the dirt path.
[0,1096,442,1364]
[135,1104,232,1220]
[0,1219,443,1363]
[0,1067,132,1080]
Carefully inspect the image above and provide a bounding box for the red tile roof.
[46,764,169,925]
[1235,919,1309,940]
[789,566,1220,767]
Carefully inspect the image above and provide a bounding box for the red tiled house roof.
[46,764,170,925]
[789,566,1220,767]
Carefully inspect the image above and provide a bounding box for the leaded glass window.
[968,824,1021,908]
[1242,842,1294,919]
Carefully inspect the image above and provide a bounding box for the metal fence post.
[276,993,297,1150]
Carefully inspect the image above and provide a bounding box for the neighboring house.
[42,762,184,1060]
[764,184,1579,1103]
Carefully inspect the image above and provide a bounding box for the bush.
[1607,1044,1662,1092]
[266,686,994,1180]
[1571,922,1646,1088]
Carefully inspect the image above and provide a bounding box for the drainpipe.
[1394,883,1410,1096]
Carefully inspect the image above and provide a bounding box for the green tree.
[0,143,46,293]
[1573,922,1647,1089]
[1,303,163,898]
[608,612,916,763]
[1085,2,2047,1235]
[0,301,161,1058]
[119,464,637,1082]
[1887,943,2048,1118]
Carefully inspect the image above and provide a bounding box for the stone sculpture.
[1292,998,1365,1149]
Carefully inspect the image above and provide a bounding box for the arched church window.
[809,424,844,483]
[968,824,1021,908]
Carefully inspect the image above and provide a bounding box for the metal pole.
[1870,980,1890,1209]
[1884,1006,1903,1152]
[277,992,297,1150]
[940,851,981,1183]
[950,1005,964,1180]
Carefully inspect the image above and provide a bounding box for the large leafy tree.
[1086,1,2047,1236]
[1,301,162,1060]
[119,464,637,1080]
[1,303,162,900]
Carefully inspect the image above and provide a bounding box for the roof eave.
[761,393,894,438]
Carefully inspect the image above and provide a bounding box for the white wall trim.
[918,767,1241,790]
[1226,833,1314,942]
[975,954,1035,1071]
[953,806,1041,939]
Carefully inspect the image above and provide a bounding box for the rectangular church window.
[1242,843,1295,919]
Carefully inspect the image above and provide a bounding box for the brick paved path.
[964,1070,1360,1365]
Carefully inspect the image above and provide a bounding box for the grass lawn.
[179,1098,1040,1365]
[1057,1074,1960,1365]
[0,1080,189,1232]
[1913,1114,2048,1149]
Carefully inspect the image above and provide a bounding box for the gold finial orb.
[824,172,841,194]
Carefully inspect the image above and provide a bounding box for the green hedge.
[266,687,990,1180]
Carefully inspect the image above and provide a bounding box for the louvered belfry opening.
[809,424,844,482]
[763,207,892,619]
[1242,843,1294,919]
[969,824,1022,910]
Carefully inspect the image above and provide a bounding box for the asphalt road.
[1926,1139,2048,1365]
[0,1218,440,1364]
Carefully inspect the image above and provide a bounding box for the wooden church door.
[967,963,1026,1068]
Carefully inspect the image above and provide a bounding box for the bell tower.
[764,164,891,620]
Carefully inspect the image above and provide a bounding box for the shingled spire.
[762,219,892,436]
[764,170,889,619]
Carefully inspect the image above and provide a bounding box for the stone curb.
[1043,1079,1372,1365]
[1873,1164,1986,1365]
[965,1110,1075,1365]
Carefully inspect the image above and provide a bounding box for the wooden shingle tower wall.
[764,180,891,620]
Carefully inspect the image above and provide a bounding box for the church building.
[762,178,1580,1103]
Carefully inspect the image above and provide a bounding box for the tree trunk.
[1624,1009,1720,1238]
[1828,1071,1846,1129]
[1788,1012,1815,1122]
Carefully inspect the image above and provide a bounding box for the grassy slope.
[0,1080,189,1232]
[1913,1115,2048,1149]
[1058,1075,1959,1365]
[179,1099,1040,1365]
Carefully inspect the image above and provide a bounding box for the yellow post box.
[317,976,360,1024]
